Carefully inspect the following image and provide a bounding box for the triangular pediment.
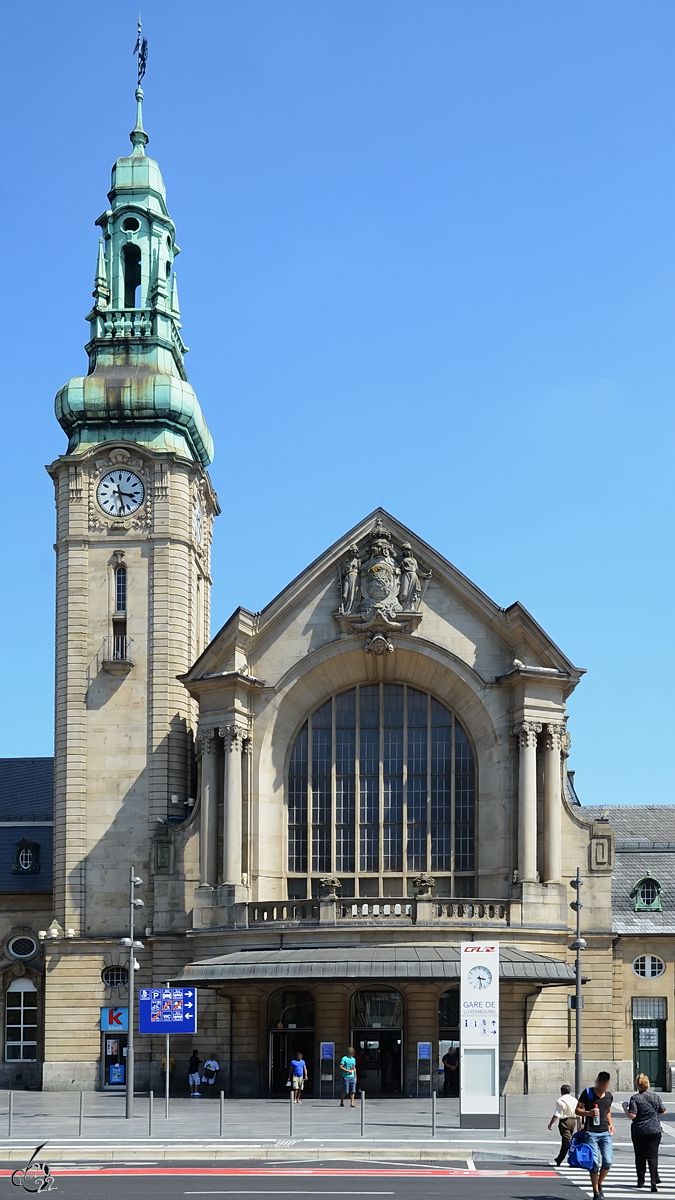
[183,509,583,689]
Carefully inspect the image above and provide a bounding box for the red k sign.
[100,1006,128,1032]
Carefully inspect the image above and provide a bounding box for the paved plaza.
[0,1093,672,1162]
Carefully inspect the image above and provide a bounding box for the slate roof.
[0,758,54,821]
[583,804,675,935]
[176,944,576,985]
[0,758,54,893]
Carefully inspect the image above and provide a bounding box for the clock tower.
[46,81,218,969]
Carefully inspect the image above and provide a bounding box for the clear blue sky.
[1,1,673,806]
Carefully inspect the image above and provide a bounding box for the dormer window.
[631,872,663,912]
[11,839,40,876]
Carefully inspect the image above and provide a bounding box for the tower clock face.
[467,965,493,991]
[193,497,203,544]
[97,470,145,517]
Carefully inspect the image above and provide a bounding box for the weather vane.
[133,15,148,86]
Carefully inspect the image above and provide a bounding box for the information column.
[459,942,500,1129]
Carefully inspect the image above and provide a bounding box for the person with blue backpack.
[575,1071,615,1199]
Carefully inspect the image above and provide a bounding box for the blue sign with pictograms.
[138,987,197,1035]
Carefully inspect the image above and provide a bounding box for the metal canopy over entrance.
[175,944,577,986]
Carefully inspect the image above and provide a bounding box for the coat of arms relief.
[334,519,431,653]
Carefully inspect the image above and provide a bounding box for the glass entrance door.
[634,1021,666,1089]
[101,1033,127,1088]
[269,1031,314,1096]
[353,1031,402,1095]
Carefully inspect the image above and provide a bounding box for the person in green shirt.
[340,1046,357,1108]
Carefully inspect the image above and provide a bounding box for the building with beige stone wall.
[3,87,673,1097]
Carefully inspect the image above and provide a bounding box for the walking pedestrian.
[339,1046,357,1108]
[547,1084,578,1165]
[626,1073,666,1192]
[188,1049,201,1097]
[288,1050,308,1103]
[576,1071,615,1199]
[201,1053,220,1096]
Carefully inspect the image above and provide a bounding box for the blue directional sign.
[138,987,197,1035]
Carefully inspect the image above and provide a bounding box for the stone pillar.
[543,724,564,883]
[221,725,244,885]
[514,722,541,883]
[199,729,219,887]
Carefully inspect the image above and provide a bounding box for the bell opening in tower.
[122,243,141,308]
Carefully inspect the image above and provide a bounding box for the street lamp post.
[120,866,145,1120]
[569,867,587,1098]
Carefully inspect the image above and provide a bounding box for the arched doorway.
[268,989,315,1095]
[439,988,459,1096]
[351,988,403,1096]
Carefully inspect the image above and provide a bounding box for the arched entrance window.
[350,988,403,1096]
[439,988,459,1097]
[287,684,475,900]
[268,989,314,1096]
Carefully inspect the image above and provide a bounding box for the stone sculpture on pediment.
[335,519,431,639]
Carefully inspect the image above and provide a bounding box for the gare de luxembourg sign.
[459,942,500,1129]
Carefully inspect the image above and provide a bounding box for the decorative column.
[513,722,542,883]
[543,724,564,883]
[220,725,246,886]
[198,729,219,887]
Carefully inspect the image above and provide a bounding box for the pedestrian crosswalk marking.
[558,1163,675,1199]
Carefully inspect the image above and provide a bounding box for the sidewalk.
[0,1093,672,1162]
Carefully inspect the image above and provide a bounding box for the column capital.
[544,723,566,752]
[512,721,542,748]
[219,724,248,752]
[196,728,217,757]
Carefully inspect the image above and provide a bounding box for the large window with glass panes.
[287,684,475,899]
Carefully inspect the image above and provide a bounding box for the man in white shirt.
[548,1084,578,1165]
[201,1054,220,1096]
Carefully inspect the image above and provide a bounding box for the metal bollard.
[503,1093,507,1138]
[360,1088,365,1137]
[78,1090,84,1137]
[148,1090,153,1138]
[219,1090,224,1136]
[432,1089,436,1137]
[289,1086,294,1136]
[8,1092,13,1139]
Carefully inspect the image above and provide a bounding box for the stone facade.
[3,85,673,1096]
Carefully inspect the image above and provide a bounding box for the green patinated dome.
[55,367,214,466]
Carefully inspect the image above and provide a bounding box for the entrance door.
[634,1021,666,1089]
[101,1033,127,1088]
[270,1031,314,1096]
[353,1031,402,1095]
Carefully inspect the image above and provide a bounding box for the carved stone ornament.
[334,519,431,637]
[412,871,435,897]
[318,875,341,899]
[364,633,395,656]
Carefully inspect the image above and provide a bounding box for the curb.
[0,1142,477,1163]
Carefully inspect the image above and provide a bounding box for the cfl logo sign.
[463,945,496,953]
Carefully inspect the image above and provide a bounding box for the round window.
[18,849,33,870]
[633,955,665,979]
[8,936,37,960]
[102,966,129,988]
[122,216,140,232]
[640,881,658,906]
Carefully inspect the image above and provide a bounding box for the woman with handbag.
[626,1073,666,1193]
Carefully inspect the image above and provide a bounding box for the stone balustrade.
[193,887,511,931]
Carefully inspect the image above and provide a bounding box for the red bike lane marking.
[0,1168,559,1178]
